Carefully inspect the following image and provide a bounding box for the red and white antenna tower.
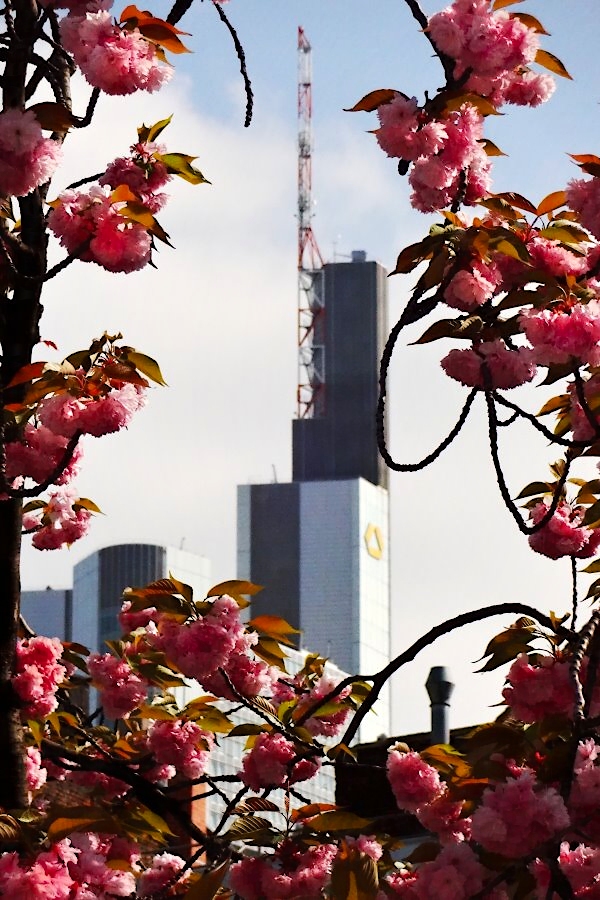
[297,26,325,419]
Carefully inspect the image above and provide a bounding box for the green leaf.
[155,153,209,185]
[443,91,501,117]
[331,851,379,900]
[421,744,471,778]
[537,395,569,416]
[413,316,484,345]
[584,577,600,599]
[234,798,280,814]
[581,558,600,574]
[207,579,262,598]
[125,350,167,386]
[248,614,301,638]
[538,223,591,244]
[515,481,553,499]
[493,192,537,215]
[492,0,524,8]
[73,497,103,514]
[227,723,266,738]
[138,115,173,144]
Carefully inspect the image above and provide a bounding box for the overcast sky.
[22,0,600,735]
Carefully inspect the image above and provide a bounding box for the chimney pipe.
[426,666,454,745]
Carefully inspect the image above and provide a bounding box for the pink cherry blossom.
[23,485,92,550]
[48,185,152,273]
[100,141,171,212]
[387,748,444,813]
[416,791,471,845]
[548,843,600,897]
[12,635,66,719]
[230,843,336,900]
[6,422,83,487]
[26,746,48,796]
[0,108,61,197]
[147,719,213,780]
[157,594,244,683]
[528,500,600,560]
[520,300,600,367]
[88,652,148,718]
[239,732,319,791]
[376,95,447,162]
[470,771,570,858]
[428,1,539,81]
[568,176,600,240]
[527,235,589,278]
[118,598,159,632]
[138,853,190,896]
[413,843,486,900]
[503,654,574,722]
[441,340,536,389]
[444,260,501,312]
[61,11,171,95]
[408,105,492,212]
[68,832,138,896]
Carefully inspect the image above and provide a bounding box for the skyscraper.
[22,543,212,652]
[237,252,391,741]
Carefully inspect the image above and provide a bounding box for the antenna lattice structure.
[297,26,325,419]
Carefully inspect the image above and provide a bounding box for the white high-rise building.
[237,255,392,742]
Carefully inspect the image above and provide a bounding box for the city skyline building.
[237,253,392,742]
[22,542,212,652]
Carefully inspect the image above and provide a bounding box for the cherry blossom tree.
[6,0,600,898]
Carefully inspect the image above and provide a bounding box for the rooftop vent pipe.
[426,666,454,746]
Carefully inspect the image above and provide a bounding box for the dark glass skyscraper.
[238,253,391,740]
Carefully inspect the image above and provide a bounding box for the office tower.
[72,543,212,653]
[238,253,391,742]
[22,545,211,651]
[21,587,73,641]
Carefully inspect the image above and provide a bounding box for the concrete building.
[237,254,391,742]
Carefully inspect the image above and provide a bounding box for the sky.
[22,0,600,735]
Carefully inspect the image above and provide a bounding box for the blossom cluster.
[230,843,337,900]
[12,635,67,719]
[428,0,553,107]
[0,108,61,198]
[155,594,274,700]
[372,0,555,212]
[60,7,171,96]
[0,835,186,900]
[48,184,152,273]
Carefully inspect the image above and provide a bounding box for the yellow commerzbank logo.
[364,523,384,560]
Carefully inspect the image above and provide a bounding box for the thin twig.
[212,0,253,127]
[486,389,573,536]
[296,604,573,743]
